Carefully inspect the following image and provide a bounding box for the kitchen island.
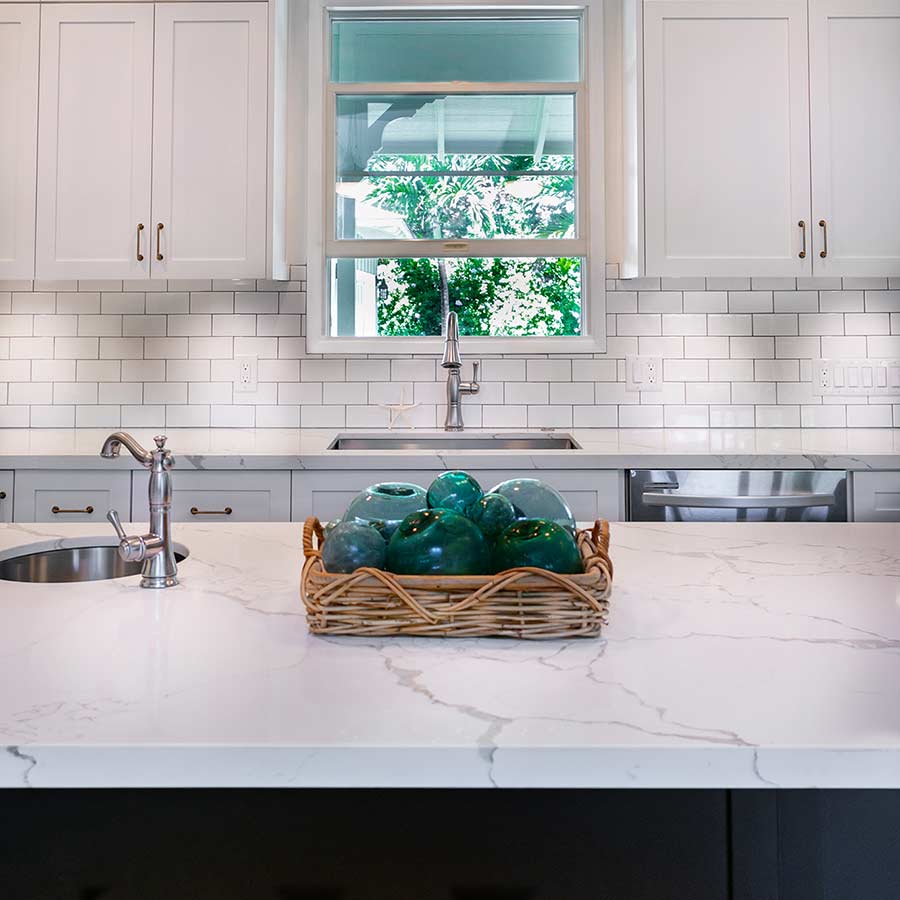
[2,519,899,790]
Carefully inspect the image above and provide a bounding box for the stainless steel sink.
[0,539,189,584]
[328,433,581,451]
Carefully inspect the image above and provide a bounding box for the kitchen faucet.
[442,311,480,431]
[100,432,178,589]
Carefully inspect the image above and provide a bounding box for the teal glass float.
[321,521,387,573]
[387,509,488,576]
[426,471,484,516]
[489,478,576,533]
[469,492,517,538]
[493,519,583,574]
[344,482,428,538]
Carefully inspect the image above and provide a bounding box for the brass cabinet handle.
[52,505,94,515]
[136,223,144,261]
[191,506,232,516]
[156,222,164,261]
[819,219,828,258]
[798,220,807,259]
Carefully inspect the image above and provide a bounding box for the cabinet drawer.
[14,470,131,523]
[291,469,624,525]
[139,471,291,523]
[0,471,12,523]
[852,471,900,522]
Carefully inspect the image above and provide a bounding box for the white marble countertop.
[1,520,899,789]
[0,427,896,470]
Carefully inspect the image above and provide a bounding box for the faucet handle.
[471,360,480,385]
[107,509,128,542]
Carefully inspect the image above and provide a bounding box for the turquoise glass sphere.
[469,492,517,538]
[344,482,428,538]
[387,509,488,576]
[489,478,576,533]
[493,519,583,574]
[426,471,484,516]
[321,521,387,573]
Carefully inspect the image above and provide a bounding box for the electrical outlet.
[234,355,257,393]
[812,358,900,397]
[626,356,664,392]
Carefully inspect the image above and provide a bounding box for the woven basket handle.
[303,517,325,559]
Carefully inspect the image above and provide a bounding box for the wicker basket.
[300,516,614,639]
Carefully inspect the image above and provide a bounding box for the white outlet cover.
[812,358,900,397]
[234,355,258,393]
[626,356,664,392]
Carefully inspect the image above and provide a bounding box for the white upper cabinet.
[151,3,268,279]
[642,1,812,277]
[36,4,154,280]
[0,6,39,279]
[809,0,900,276]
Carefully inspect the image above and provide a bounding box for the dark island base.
[2,789,899,899]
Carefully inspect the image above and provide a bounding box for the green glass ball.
[344,482,428,538]
[427,471,484,516]
[387,509,488,576]
[322,522,387,573]
[469,492,517,538]
[489,478,576,533]
[493,519,583,574]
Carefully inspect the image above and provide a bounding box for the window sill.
[305,332,608,356]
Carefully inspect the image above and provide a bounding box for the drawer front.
[852,471,900,522]
[138,470,292,523]
[291,469,624,524]
[14,470,131,523]
[0,471,12,523]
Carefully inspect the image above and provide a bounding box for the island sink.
[328,432,581,451]
[0,539,189,584]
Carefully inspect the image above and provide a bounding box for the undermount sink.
[0,539,189,584]
[328,433,582,451]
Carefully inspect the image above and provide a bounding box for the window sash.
[304,0,606,354]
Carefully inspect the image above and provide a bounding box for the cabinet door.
[643,1,811,277]
[35,4,153,280]
[150,2,268,279]
[0,471,12,524]
[809,1,900,277]
[132,470,291,523]
[13,470,131,523]
[852,471,900,522]
[0,5,38,280]
[292,470,624,524]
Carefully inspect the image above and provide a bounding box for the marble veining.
[0,427,896,470]
[1,520,899,788]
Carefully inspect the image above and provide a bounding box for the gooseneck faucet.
[100,432,178,589]
[441,312,480,431]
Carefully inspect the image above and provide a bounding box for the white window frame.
[301,0,607,354]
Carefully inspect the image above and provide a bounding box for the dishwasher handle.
[641,491,837,510]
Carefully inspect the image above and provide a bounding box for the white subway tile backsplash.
[728,291,773,313]
[0,274,894,428]
[683,291,727,313]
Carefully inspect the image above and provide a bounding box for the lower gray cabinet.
[13,470,131,523]
[292,469,624,525]
[0,471,12,523]
[852,471,900,521]
[141,470,292,523]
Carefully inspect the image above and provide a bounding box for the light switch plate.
[626,356,663,392]
[812,358,900,397]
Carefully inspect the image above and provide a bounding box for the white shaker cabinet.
[809,0,900,276]
[150,3,269,279]
[35,4,154,280]
[0,5,39,280]
[852,472,900,522]
[642,1,812,278]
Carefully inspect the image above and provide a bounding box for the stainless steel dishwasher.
[628,470,848,522]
